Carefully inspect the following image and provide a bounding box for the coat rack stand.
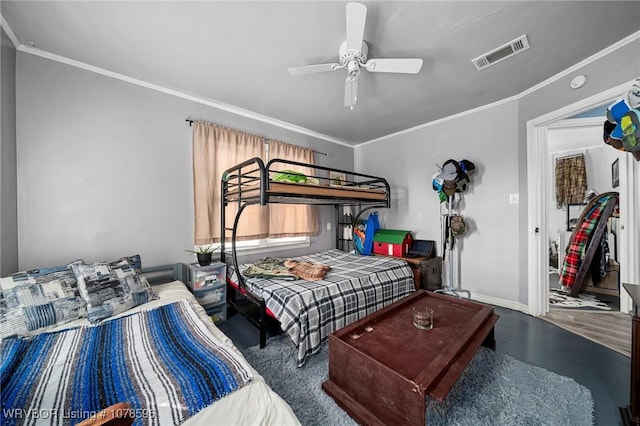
[434,195,470,298]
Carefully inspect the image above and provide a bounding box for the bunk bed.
[221,158,415,364]
[559,192,619,298]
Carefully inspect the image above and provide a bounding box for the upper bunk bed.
[221,157,391,207]
[219,157,395,349]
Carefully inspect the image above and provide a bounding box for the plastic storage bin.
[208,304,227,323]
[186,262,226,290]
[186,262,227,323]
[194,284,225,305]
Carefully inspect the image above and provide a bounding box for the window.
[192,122,318,251]
[194,236,310,257]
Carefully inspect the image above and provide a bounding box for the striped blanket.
[0,300,252,426]
[231,250,415,366]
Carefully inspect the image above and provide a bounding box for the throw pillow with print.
[0,260,86,339]
[72,254,156,323]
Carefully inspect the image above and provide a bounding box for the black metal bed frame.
[142,263,187,286]
[220,157,391,348]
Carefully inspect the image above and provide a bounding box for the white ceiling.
[3,1,640,145]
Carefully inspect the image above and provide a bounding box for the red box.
[372,230,413,257]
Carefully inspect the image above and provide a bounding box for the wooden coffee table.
[322,290,499,426]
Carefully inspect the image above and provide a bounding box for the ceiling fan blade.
[365,58,423,74]
[344,76,358,109]
[288,63,340,75]
[346,2,367,52]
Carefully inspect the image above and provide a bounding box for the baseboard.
[469,292,529,315]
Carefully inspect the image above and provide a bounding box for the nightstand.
[185,262,227,323]
[374,254,442,291]
[411,256,442,291]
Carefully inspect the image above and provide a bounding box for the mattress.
[225,181,387,205]
[230,250,415,366]
[9,281,300,426]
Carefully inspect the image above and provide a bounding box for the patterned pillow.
[0,260,87,339]
[72,254,156,323]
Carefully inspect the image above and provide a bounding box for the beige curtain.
[267,140,319,238]
[192,122,267,244]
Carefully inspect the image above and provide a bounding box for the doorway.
[546,118,623,312]
[527,79,639,318]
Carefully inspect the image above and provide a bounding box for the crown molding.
[518,30,640,99]
[12,24,640,151]
[355,95,518,149]
[356,29,640,148]
[0,13,20,48]
[16,45,354,149]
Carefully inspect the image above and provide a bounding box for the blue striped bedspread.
[0,300,253,425]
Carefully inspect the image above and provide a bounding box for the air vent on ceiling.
[471,34,530,71]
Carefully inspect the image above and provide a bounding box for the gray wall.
[1,28,18,275]
[356,101,521,303]
[356,38,640,307]
[12,37,640,307]
[16,53,353,270]
[516,38,640,304]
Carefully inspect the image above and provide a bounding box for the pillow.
[0,260,87,339]
[72,254,156,323]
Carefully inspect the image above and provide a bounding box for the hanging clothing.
[342,206,354,241]
[589,232,610,286]
[555,154,587,207]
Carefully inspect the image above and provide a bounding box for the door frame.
[527,79,639,316]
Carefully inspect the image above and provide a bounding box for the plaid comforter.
[230,250,415,366]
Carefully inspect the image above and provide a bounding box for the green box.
[372,229,413,257]
[373,229,412,244]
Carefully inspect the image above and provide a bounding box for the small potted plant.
[185,244,219,266]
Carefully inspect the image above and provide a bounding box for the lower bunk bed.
[227,249,416,366]
[0,279,300,426]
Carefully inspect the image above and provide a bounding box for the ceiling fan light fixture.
[347,61,360,79]
[287,2,424,108]
[352,80,358,104]
[345,74,358,109]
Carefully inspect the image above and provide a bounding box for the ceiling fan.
[288,2,423,110]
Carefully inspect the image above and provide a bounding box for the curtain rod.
[185,119,328,156]
[555,152,585,161]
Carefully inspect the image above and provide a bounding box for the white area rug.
[549,288,612,310]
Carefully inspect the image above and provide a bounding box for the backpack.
[362,212,380,255]
[621,109,640,152]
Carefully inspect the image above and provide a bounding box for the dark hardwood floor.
[218,305,631,426]
[493,306,629,426]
